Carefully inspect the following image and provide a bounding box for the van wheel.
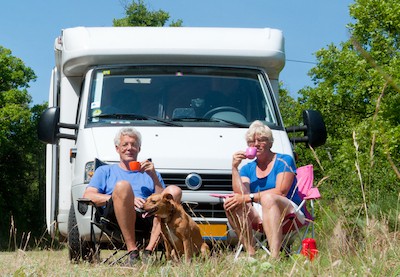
[68,203,98,263]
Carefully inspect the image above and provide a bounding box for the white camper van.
[38,27,326,261]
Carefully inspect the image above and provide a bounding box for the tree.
[278,85,303,127]
[113,0,183,27]
[297,0,399,212]
[278,85,327,181]
[0,46,46,249]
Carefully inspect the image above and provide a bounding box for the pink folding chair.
[233,164,321,259]
[281,164,321,255]
[294,164,321,239]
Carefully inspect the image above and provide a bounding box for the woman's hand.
[223,193,246,211]
[232,151,246,169]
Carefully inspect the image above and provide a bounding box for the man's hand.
[140,159,164,194]
[140,159,156,177]
[134,197,145,209]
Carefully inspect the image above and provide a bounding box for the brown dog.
[142,193,209,262]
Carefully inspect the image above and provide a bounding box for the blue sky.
[0,0,354,105]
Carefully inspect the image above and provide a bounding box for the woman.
[224,120,303,259]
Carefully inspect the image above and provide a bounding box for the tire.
[68,203,98,263]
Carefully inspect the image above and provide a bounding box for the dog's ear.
[163,193,174,201]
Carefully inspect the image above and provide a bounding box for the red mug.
[301,238,318,260]
[129,161,141,171]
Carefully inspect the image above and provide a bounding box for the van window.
[87,66,279,127]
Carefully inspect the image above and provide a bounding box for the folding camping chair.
[76,158,155,265]
[77,198,154,265]
[233,164,321,259]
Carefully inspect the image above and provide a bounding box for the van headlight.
[84,161,95,183]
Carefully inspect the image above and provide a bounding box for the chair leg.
[108,251,130,266]
[89,207,101,262]
[234,233,272,260]
[234,244,243,260]
[310,200,315,238]
[254,236,271,255]
[90,227,102,262]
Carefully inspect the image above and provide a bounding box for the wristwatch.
[249,193,254,204]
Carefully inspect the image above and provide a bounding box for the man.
[83,127,182,265]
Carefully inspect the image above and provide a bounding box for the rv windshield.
[87,66,279,127]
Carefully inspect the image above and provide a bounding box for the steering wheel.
[203,106,244,119]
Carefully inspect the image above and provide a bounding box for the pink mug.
[245,147,257,159]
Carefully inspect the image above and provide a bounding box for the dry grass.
[1,214,399,277]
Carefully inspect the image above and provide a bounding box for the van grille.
[161,173,232,191]
[183,202,226,218]
[161,172,230,219]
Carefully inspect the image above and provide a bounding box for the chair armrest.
[77,198,96,206]
[303,188,321,200]
[77,198,96,215]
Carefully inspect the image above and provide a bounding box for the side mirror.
[303,110,327,148]
[38,107,60,144]
[286,109,327,148]
[37,107,78,144]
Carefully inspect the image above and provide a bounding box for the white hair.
[114,127,142,147]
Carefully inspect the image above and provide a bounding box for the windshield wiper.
[93,113,182,127]
[172,117,249,127]
[210,117,249,127]
[171,117,210,122]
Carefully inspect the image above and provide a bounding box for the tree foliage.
[295,0,399,213]
[278,85,303,127]
[0,46,46,249]
[113,0,182,27]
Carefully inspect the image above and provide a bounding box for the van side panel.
[45,68,58,236]
[56,76,80,236]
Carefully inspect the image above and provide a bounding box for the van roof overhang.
[57,27,285,78]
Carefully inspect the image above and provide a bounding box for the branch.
[370,82,387,169]
[351,37,400,94]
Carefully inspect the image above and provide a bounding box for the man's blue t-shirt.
[240,153,301,205]
[88,164,165,199]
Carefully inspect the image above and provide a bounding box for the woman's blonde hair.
[245,120,274,144]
